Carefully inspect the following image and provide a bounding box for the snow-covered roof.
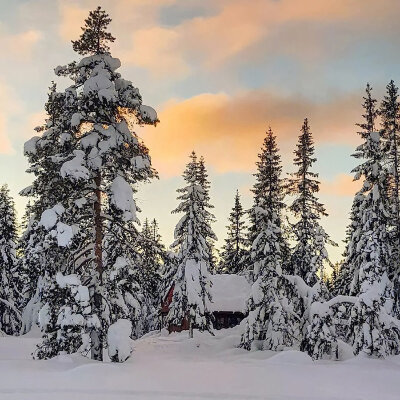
[209,274,250,313]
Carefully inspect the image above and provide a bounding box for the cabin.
[161,274,251,332]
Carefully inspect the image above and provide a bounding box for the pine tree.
[348,84,400,357]
[137,218,166,317]
[338,192,365,295]
[23,7,158,361]
[380,81,400,280]
[328,262,341,296]
[168,152,216,338]
[286,119,336,286]
[0,185,21,335]
[72,6,115,55]
[241,128,300,351]
[219,190,247,274]
[19,81,73,336]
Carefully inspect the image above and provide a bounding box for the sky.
[1,0,400,263]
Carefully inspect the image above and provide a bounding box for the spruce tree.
[219,190,247,274]
[241,128,300,351]
[168,152,216,338]
[0,185,20,335]
[381,81,400,274]
[286,119,336,286]
[138,218,165,308]
[338,192,365,295]
[23,7,158,361]
[348,84,400,357]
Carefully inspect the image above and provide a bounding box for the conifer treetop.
[72,6,116,55]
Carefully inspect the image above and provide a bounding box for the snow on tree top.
[209,274,251,313]
[77,54,121,71]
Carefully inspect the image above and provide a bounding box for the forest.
[0,6,400,367]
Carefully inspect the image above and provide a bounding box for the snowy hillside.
[1,327,400,400]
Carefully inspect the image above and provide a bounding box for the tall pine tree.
[168,152,216,338]
[23,7,158,361]
[0,185,20,335]
[241,128,300,351]
[286,118,336,286]
[219,190,247,274]
[348,84,400,357]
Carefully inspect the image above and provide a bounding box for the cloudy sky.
[1,0,400,262]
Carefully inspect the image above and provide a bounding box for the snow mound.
[107,319,133,363]
[266,350,313,365]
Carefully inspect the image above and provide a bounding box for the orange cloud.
[321,174,363,197]
[121,0,400,77]
[59,3,90,42]
[140,90,361,176]
[0,28,42,60]
[124,27,189,78]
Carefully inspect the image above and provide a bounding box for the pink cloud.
[321,173,362,197]
[140,90,361,176]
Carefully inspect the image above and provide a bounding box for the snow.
[71,113,83,128]
[1,328,400,399]
[39,205,75,247]
[40,204,65,230]
[60,150,90,181]
[23,136,40,155]
[56,222,75,247]
[139,104,158,122]
[107,319,133,362]
[83,64,117,102]
[55,273,81,289]
[109,176,137,222]
[209,274,250,313]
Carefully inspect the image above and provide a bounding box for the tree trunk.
[91,172,103,361]
[189,315,194,339]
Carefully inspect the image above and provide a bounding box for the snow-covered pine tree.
[23,7,158,361]
[286,118,336,286]
[348,84,400,357]
[168,152,216,338]
[196,156,218,272]
[0,185,21,335]
[138,218,164,301]
[328,262,341,296]
[19,81,74,336]
[337,192,365,296]
[219,190,247,274]
[241,128,300,351]
[380,80,400,281]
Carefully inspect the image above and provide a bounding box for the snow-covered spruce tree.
[24,7,158,361]
[327,262,341,296]
[337,191,365,296]
[380,80,400,282]
[286,118,336,286]
[168,152,216,338]
[138,218,164,303]
[19,81,76,336]
[196,156,218,272]
[219,190,247,274]
[348,84,400,357]
[0,185,21,335]
[240,128,300,351]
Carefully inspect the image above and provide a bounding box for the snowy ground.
[0,327,400,400]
